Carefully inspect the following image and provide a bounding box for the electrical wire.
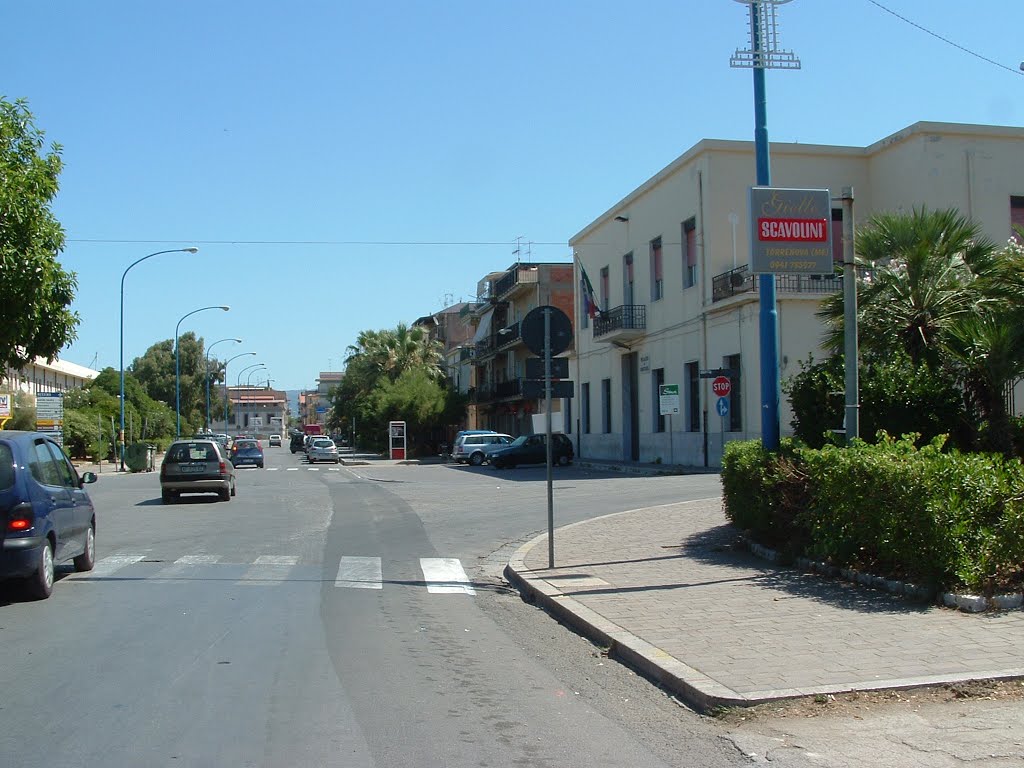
[66,238,571,247]
[865,0,1023,76]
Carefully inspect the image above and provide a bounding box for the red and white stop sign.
[711,376,732,397]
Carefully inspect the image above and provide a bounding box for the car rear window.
[0,444,14,491]
[235,440,258,449]
[167,443,217,462]
[313,439,333,448]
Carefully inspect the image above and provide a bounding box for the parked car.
[268,434,282,447]
[488,433,574,469]
[290,432,305,453]
[0,430,98,599]
[307,437,340,464]
[230,438,265,468]
[452,432,513,465]
[160,439,236,502]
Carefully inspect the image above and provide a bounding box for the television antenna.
[730,0,801,70]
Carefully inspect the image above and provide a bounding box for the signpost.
[0,394,10,418]
[658,384,680,465]
[748,187,833,275]
[36,392,64,446]
[711,376,732,398]
[520,305,574,569]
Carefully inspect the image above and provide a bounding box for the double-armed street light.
[175,305,230,437]
[205,338,241,431]
[222,352,256,431]
[119,247,199,470]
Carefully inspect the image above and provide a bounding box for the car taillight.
[219,461,227,475]
[7,503,33,532]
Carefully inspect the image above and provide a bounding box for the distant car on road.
[488,433,574,469]
[307,437,340,464]
[290,433,305,453]
[0,430,98,599]
[268,434,282,447]
[160,438,236,503]
[230,438,265,468]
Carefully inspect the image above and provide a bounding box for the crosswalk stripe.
[236,555,300,586]
[334,556,383,589]
[266,467,280,471]
[328,467,341,471]
[174,555,220,565]
[286,468,299,471]
[307,467,319,471]
[420,558,475,595]
[90,554,147,577]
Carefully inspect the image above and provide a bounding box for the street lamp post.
[120,247,199,470]
[236,363,265,434]
[175,305,230,437]
[205,338,241,431]
[222,352,256,432]
[247,369,268,434]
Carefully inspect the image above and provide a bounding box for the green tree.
[129,333,217,432]
[0,98,80,369]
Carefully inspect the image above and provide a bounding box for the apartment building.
[463,262,575,436]
[570,121,1024,467]
[222,385,288,436]
[2,357,100,396]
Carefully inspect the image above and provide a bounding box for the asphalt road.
[0,448,740,768]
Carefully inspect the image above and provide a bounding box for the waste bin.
[146,444,156,472]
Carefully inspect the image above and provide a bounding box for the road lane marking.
[334,556,383,589]
[328,467,340,471]
[420,558,475,595]
[307,467,319,471]
[90,554,147,578]
[237,555,300,586]
[286,468,299,471]
[174,555,221,565]
[266,467,279,471]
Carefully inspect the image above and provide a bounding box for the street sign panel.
[698,368,736,379]
[711,376,732,398]
[520,305,574,357]
[716,397,730,417]
[523,380,574,399]
[0,394,10,418]
[749,187,833,274]
[525,357,569,380]
[658,384,680,416]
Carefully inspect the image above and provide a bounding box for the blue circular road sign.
[715,397,730,417]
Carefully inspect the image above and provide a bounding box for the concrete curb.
[504,513,1024,713]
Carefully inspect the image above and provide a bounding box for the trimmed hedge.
[721,434,1024,594]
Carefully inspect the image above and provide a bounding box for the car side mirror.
[80,471,98,486]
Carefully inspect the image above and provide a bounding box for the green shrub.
[722,435,1024,593]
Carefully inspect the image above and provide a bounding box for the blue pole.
[175,327,181,438]
[751,2,780,451]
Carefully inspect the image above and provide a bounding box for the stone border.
[744,538,1024,614]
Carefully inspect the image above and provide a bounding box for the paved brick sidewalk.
[506,499,1024,711]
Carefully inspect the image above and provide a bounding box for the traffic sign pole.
[544,307,554,569]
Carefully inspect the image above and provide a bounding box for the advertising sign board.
[0,394,9,417]
[658,384,680,416]
[749,187,833,274]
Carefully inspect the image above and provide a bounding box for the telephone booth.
[389,421,407,460]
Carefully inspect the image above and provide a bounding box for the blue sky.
[4,1,1022,390]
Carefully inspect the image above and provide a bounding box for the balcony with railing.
[492,265,540,299]
[593,305,647,343]
[458,346,476,363]
[495,322,521,351]
[711,265,845,302]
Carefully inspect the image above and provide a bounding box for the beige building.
[2,357,100,396]
[570,121,1024,467]
[224,385,287,437]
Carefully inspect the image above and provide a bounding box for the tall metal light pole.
[236,363,265,433]
[222,352,256,432]
[175,305,230,437]
[205,338,241,431]
[119,247,198,470]
[730,0,800,451]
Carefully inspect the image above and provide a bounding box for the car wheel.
[73,523,96,572]
[469,452,484,466]
[161,489,173,504]
[26,538,54,600]
[557,454,571,466]
[219,488,231,501]
[259,462,264,469]
[230,480,237,497]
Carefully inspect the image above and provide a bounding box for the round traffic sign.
[521,305,574,357]
[716,397,730,417]
[711,376,732,397]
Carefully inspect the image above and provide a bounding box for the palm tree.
[819,208,997,368]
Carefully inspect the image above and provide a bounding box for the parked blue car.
[0,431,98,599]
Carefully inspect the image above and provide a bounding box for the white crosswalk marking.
[286,468,299,471]
[307,467,319,471]
[334,556,383,589]
[420,558,475,595]
[174,555,220,565]
[90,554,146,577]
[266,467,279,471]
[237,555,299,586]
[328,467,341,471]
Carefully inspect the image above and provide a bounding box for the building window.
[725,354,741,432]
[650,238,663,301]
[682,218,697,288]
[582,383,591,434]
[623,253,634,305]
[600,266,610,311]
[601,378,612,434]
[1012,196,1024,242]
[564,394,572,434]
[652,367,665,433]
[685,361,700,432]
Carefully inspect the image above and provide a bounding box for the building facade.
[570,121,1024,466]
[224,386,287,437]
[2,357,100,396]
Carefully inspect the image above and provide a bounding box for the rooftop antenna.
[513,235,524,263]
[729,0,800,453]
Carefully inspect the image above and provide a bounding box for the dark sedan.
[230,438,264,468]
[0,430,98,598]
[488,433,574,469]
